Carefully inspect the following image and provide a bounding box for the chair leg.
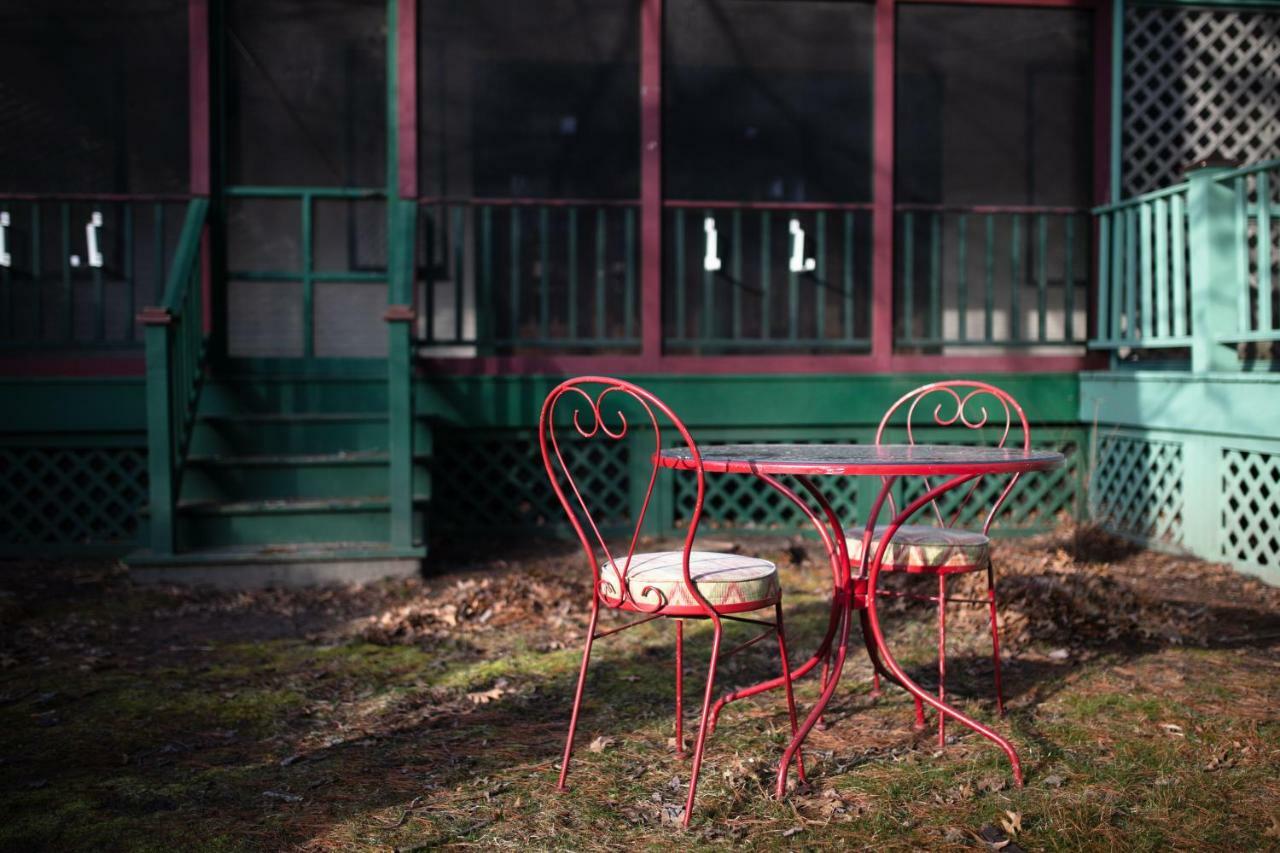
[557,605,600,791]
[987,562,1005,717]
[774,602,806,785]
[937,574,947,748]
[674,618,685,757]
[682,619,723,827]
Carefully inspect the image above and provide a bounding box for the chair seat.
[845,524,990,574]
[604,551,780,614]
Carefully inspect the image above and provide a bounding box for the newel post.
[1185,160,1240,373]
[140,307,176,555]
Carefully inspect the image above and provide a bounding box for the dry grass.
[1,526,1278,851]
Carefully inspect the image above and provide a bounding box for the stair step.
[128,541,426,588]
[190,413,391,455]
[172,496,427,548]
[181,451,431,502]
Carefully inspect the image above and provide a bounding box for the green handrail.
[140,198,210,555]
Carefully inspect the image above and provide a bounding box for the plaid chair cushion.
[603,551,780,611]
[846,524,990,574]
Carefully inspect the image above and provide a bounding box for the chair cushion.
[845,525,990,574]
[603,551,780,611]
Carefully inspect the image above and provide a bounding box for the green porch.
[0,0,1277,584]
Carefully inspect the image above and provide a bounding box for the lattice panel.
[899,441,1081,530]
[1221,448,1279,570]
[433,429,629,531]
[1090,433,1183,545]
[1122,6,1280,196]
[0,447,147,546]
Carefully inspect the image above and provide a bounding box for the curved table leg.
[706,472,847,734]
[862,474,1024,786]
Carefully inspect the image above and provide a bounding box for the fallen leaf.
[1048,648,1070,661]
[1041,773,1065,788]
[262,790,302,803]
[1000,810,1022,837]
[588,735,615,753]
[782,826,804,838]
[1160,722,1185,737]
[660,804,685,825]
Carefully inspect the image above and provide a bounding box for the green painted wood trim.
[416,373,1082,430]
[1185,166,1242,372]
[144,323,176,555]
[1080,371,1280,439]
[0,379,146,432]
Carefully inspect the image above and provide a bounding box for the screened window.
[895,5,1093,206]
[419,0,640,199]
[226,0,386,187]
[665,0,875,202]
[0,1,188,193]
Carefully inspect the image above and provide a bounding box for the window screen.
[665,0,874,202]
[226,0,386,187]
[419,0,640,199]
[895,5,1093,206]
[0,1,188,193]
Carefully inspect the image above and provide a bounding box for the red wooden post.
[640,0,664,367]
[189,0,212,334]
[397,0,418,199]
[871,0,896,369]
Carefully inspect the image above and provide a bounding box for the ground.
[1,527,1278,851]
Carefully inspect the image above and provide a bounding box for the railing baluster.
[1258,172,1273,333]
[929,213,941,342]
[843,211,854,341]
[61,203,71,342]
[984,214,995,342]
[1064,214,1075,341]
[902,212,915,341]
[957,214,968,342]
[815,211,826,341]
[504,204,514,338]
[760,211,771,339]
[674,208,685,340]
[1124,207,1138,343]
[1171,193,1187,337]
[1139,201,1153,341]
[625,207,635,340]
[154,204,165,301]
[1036,213,1047,341]
[302,194,314,357]
[596,207,607,341]
[452,205,464,343]
[1234,177,1249,334]
[732,209,742,341]
[1096,213,1110,342]
[539,207,550,341]
[1154,197,1169,339]
[1111,212,1124,341]
[702,208,712,343]
[423,207,437,342]
[123,204,134,342]
[787,215,798,341]
[481,205,493,347]
[1010,214,1022,342]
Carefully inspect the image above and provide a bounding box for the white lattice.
[1221,448,1280,570]
[1122,7,1280,196]
[1090,433,1184,545]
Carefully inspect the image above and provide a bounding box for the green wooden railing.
[1093,183,1193,350]
[898,206,1091,349]
[141,198,210,554]
[417,199,640,353]
[1219,159,1280,347]
[0,194,190,350]
[1092,158,1280,370]
[664,203,873,352]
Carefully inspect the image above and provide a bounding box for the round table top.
[657,443,1064,476]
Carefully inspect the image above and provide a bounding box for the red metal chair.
[848,380,1029,746]
[541,376,803,826]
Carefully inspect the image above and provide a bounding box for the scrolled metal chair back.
[875,380,1031,533]
[539,376,712,615]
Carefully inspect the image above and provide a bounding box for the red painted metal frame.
[653,441,1063,798]
[871,380,1031,743]
[397,0,417,199]
[640,0,663,363]
[541,376,802,826]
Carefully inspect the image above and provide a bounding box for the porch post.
[870,0,896,367]
[640,0,663,366]
[387,0,419,550]
[1185,162,1239,373]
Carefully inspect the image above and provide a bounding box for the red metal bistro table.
[657,443,1064,796]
